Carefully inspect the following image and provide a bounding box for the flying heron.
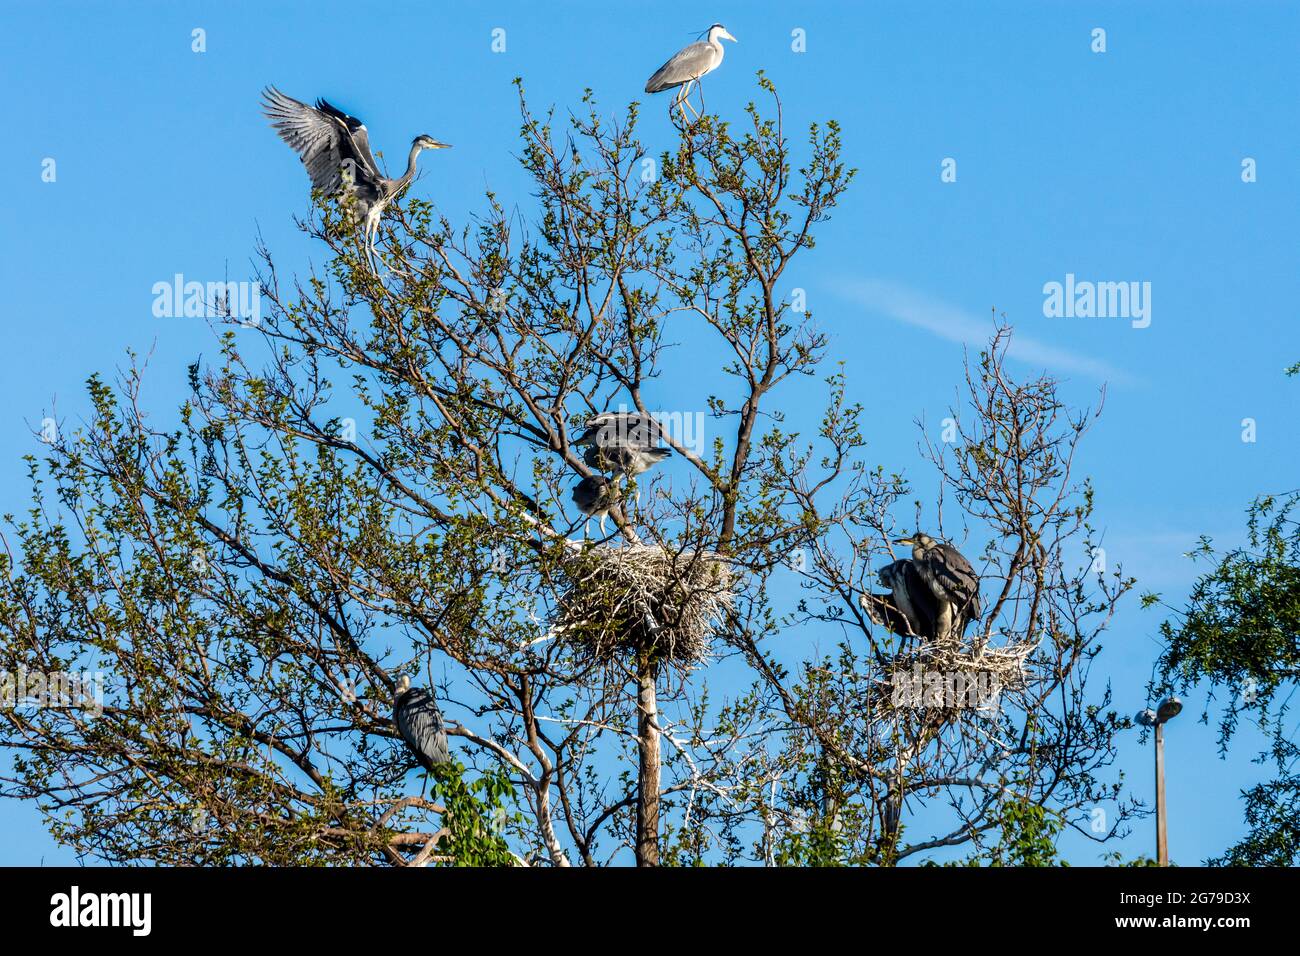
[645,23,738,119]
[572,474,616,536]
[868,559,941,641]
[261,87,451,268]
[894,533,982,642]
[393,674,451,776]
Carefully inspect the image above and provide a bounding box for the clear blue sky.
[1,0,1297,865]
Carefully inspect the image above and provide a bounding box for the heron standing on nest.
[262,87,451,269]
[894,533,982,643]
[645,24,738,119]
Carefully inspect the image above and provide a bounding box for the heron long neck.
[393,144,422,194]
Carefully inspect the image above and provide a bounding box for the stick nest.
[554,544,735,667]
[876,636,1037,716]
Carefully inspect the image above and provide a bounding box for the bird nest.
[553,544,735,668]
[876,637,1037,717]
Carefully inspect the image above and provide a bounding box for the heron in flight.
[894,533,982,642]
[393,675,451,777]
[262,87,450,268]
[645,23,738,119]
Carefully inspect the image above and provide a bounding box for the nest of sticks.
[875,636,1037,717]
[553,544,735,668]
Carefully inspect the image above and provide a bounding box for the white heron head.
[413,134,452,151]
[708,23,737,43]
[394,674,412,698]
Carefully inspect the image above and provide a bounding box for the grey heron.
[894,533,982,642]
[572,474,616,536]
[645,23,737,119]
[574,412,663,449]
[575,412,672,505]
[393,674,451,775]
[583,443,672,481]
[868,559,941,641]
[261,87,450,268]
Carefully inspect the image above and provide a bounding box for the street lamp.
[1137,696,1182,866]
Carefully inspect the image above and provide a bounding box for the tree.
[1152,492,1300,865]
[0,79,1135,865]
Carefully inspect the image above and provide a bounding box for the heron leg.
[683,81,702,119]
[676,80,696,120]
[936,603,955,645]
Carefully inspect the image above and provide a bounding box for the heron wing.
[861,591,915,637]
[645,41,714,93]
[930,544,981,618]
[902,560,942,635]
[394,688,450,770]
[261,87,376,196]
[579,412,661,448]
[314,97,383,181]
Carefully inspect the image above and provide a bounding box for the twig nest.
[554,544,735,668]
[877,638,1036,717]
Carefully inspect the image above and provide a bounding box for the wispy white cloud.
[831,278,1137,386]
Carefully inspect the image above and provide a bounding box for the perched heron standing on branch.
[894,533,982,643]
[393,675,451,776]
[645,23,738,119]
[261,87,451,268]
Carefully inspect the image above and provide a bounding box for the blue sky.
[1,0,1297,864]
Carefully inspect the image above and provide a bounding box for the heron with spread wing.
[261,87,450,268]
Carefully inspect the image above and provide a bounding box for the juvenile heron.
[261,87,450,267]
[645,23,738,119]
[572,474,615,536]
[393,675,451,774]
[870,559,941,641]
[894,533,982,642]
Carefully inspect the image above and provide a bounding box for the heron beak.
[893,537,914,546]
[723,30,738,42]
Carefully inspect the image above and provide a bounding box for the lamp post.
[1137,696,1182,866]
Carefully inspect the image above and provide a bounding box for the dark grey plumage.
[571,474,615,534]
[393,674,450,773]
[574,412,663,450]
[895,533,982,640]
[575,411,672,504]
[871,559,941,640]
[261,87,449,264]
